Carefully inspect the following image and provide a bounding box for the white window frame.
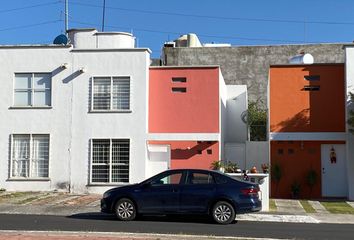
[13,73,52,108]
[10,134,50,180]
[90,76,132,112]
[90,138,130,184]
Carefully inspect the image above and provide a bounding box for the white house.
[344,45,354,200]
[0,29,151,193]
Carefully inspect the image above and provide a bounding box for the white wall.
[225,85,248,143]
[225,143,246,168]
[0,46,72,191]
[70,50,150,193]
[146,144,170,178]
[345,46,354,200]
[219,69,227,161]
[224,141,269,171]
[245,141,269,171]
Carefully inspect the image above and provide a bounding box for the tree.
[348,92,354,134]
[247,100,267,141]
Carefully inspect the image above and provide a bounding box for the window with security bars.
[91,139,129,183]
[14,73,51,107]
[92,77,130,111]
[11,134,49,178]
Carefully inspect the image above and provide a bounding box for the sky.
[0,0,354,58]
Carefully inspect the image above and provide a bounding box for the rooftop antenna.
[102,0,106,31]
[65,0,69,35]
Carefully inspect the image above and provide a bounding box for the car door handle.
[322,168,325,174]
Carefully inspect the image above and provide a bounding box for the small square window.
[207,149,212,155]
[14,73,52,107]
[11,134,49,178]
[308,148,316,154]
[288,149,295,154]
[92,76,130,111]
[172,87,186,93]
[304,75,320,81]
[303,85,320,91]
[91,139,129,183]
[277,149,284,155]
[172,77,187,83]
[197,150,202,154]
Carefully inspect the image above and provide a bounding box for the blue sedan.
[101,169,261,224]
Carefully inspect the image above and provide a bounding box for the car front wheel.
[212,201,235,224]
[115,198,136,221]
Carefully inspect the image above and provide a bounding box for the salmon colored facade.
[149,141,219,170]
[148,67,223,170]
[149,67,220,133]
[269,64,346,199]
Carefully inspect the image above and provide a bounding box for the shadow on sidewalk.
[67,212,236,225]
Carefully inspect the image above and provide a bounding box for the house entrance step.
[347,201,354,208]
[308,201,329,214]
[274,199,306,214]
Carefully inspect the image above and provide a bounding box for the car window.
[214,173,229,184]
[151,172,183,186]
[189,172,215,184]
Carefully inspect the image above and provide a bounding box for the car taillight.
[241,187,259,196]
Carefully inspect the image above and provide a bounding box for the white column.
[345,46,354,200]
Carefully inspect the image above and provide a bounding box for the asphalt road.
[0,213,353,240]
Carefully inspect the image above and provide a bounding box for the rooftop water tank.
[187,33,202,47]
[175,35,188,47]
[67,28,135,49]
[289,53,314,64]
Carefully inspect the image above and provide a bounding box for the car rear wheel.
[115,198,136,221]
[212,201,235,224]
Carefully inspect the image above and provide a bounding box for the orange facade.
[270,64,345,132]
[149,141,219,170]
[270,141,344,199]
[149,67,220,133]
[269,64,346,198]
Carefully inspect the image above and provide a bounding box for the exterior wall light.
[61,63,69,69]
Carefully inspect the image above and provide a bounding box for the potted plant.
[210,160,225,172]
[261,163,269,173]
[271,162,282,197]
[291,181,301,199]
[224,161,240,173]
[210,160,221,170]
[250,166,258,173]
[306,169,317,198]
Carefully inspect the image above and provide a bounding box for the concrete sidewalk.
[0,230,272,240]
[1,191,354,224]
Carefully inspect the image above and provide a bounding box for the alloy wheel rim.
[214,204,232,222]
[117,201,134,219]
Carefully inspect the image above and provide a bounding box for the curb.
[0,230,284,240]
[237,213,320,223]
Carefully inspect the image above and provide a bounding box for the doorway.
[321,144,347,197]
